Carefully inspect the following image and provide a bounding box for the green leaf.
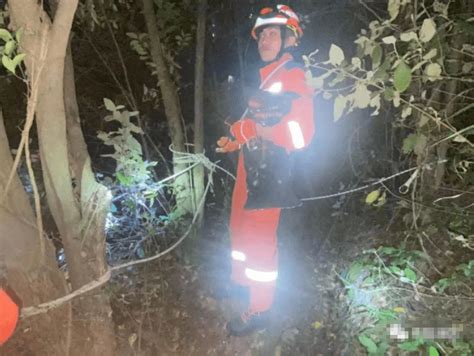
[425,63,442,81]
[423,48,438,60]
[354,84,371,109]
[366,190,380,204]
[399,340,421,351]
[382,36,397,45]
[358,334,378,354]
[414,134,428,156]
[462,62,473,73]
[420,19,436,43]
[347,262,364,282]
[380,247,398,255]
[1,55,15,73]
[0,28,12,42]
[402,134,417,154]
[383,88,395,101]
[433,0,449,16]
[389,266,402,275]
[329,44,344,66]
[373,191,386,207]
[11,53,25,69]
[404,267,417,282]
[351,57,362,69]
[126,135,142,155]
[126,32,139,39]
[371,45,382,69]
[394,61,412,93]
[429,346,440,356]
[400,31,418,42]
[369,94,381,116]
[388,0,401,20]
[4,40,15,56]
[15,28,23,43]
[103,98,116,112]
[333,95,348,121]
[419,115,430,127]
[401,105,412,119]
[434,278,452,293]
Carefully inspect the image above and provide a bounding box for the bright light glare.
[288,120,305,149]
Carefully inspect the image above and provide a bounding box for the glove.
[247,90,294,125]
[230,119,257,144]
[216,136,240,153]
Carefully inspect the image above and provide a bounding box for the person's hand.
[216,136,240,153]
[230,119,257,144]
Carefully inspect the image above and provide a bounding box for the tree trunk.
[0,112,69,356]
[141,0,193,216]
[64,40,117,355]
[8,1,116,354]
[193,0,207,222]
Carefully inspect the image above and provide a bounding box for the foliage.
[75,0,194,109]
[98,98,155,185]
[304,0,474,189]
[125,0,193,85]
[97,98,172,259]
[365,189,386,207]
[305,3,474,351]
[0,27,25,75]
[340,245,474,355]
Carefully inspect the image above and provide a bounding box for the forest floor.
[3,173,472,355]
[108,197,408,356]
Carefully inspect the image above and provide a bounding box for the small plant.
[97,98,170,260]
[0,27,25,74]
[341,246,473,355]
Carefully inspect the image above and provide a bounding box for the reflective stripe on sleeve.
[231,250,247,262]
[267,81,282,94]
[245,268,278,282]
[288,120,305,149]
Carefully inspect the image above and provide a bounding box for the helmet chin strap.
[276,26,287,60]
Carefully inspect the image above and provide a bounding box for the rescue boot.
[226,309,270,336]
[212,283,249,302]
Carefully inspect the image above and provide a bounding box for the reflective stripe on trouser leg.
[245,268,278,282]
[245,268,278,312]
[245,267,278,312]
[231,250,246,262]
[230,249,248,286]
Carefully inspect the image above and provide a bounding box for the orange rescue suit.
[229,52,315,313]
[0,288,19,346]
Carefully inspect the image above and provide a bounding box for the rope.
[20,147,235,318]
[19,148,435,318]
[169,144,236,180]
[301,166,419,202]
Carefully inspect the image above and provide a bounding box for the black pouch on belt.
[243,139,302,210]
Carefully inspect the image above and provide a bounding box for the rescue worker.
[0,286,20,346]
[216,5,315,336]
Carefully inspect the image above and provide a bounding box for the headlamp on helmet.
[251,4,303,40]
